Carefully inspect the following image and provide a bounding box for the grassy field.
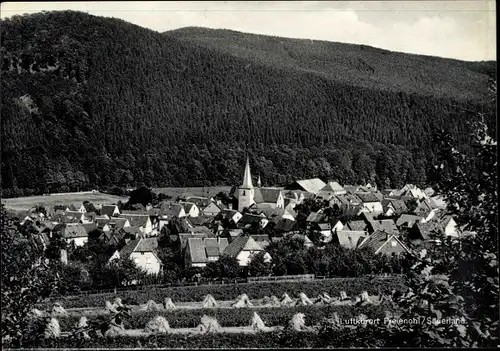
[3,192,129,212]
[152,186,233,199]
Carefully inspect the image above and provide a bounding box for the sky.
[1,1,496,61]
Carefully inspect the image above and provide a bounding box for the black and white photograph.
[0,1,497,349]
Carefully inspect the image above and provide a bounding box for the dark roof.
[382,199,408,215]
[82,223,97,233]
[186,237,229,263]
[108,217,130,230]
[239,213,264,225]
[180,201,197,213]
[119,214,150,228]
[101,205,119,217]
[223,235,264,257]
[119,237,158,258]
[359,230,410,254]
[274,218,297,232]
[413,222,442,240]
[355,192,381,203]
[368,219,399,235]
[186,216,210,227]
[186,196,212,208]
[158,202,184,217]
[254,188,282,204]
[306,210,327,223]
[119,238,141,258]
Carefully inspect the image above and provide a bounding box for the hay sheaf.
[281,293,294,306]
[202,294,218,308]
[140,300,164,312]
[145,316,170,333]
[293,292,313,306]
[198,315,220,333]
[232,293,253,308]
[289,313,307,331]
[51,303,68,317]
[250,312,267,331]
[44,318,61,338]
[164,298,176,310]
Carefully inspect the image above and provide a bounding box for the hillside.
[0,11,496,197]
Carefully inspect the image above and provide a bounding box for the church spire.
[242,156,253,188]
[257,174,262,188]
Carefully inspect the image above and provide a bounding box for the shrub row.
[38,276,406,309]
[56,304,397,331]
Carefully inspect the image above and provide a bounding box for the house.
[346,220,368,232]
[438,214,459,237]
[332,230,367,250]
[356,192,383,215]
[112,237,162,274]
[396,214,424,229]
[381,199,408,217]
[101,205,120,217]
[305,210,327,227]
[64,210,86,223]
[185,237,229,268]
[413,200,437,220]
[250,234,271,249]
[119,214,153,236]
[108,218,131,231]
[255,207,295,222]
[253,188,285,209]
[218,228,244,242]
[76,204,87,213]
[216,209,243,224]
[358,230,411,256]
[82,222,97,235]
[429,195,447,209]
[201,202,222,217]
[366,218,400,236]
[180,202,200,218]
[223,235,271,267]
[310,222,334,243]
[186,196,213,209]
[290,233,314,248]
[158,202,186,219]
[317,181,347,200]
[284,178,327,195]
[399,184,428,200]
[343,185,360,194]
[273,218,297,234]
[63,223,88,247]
[237,213,269,230]
[409,222,445,246]
[178,231,214,251]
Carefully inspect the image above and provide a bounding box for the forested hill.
[165,27,496,101]
[1,11,496,197]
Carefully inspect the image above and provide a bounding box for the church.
[233,157,285,212]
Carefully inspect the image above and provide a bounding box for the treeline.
[1,11,496,197]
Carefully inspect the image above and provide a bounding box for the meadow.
[2,192,129,212]
[152,186,233,199]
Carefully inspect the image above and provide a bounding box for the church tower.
[238,156,255,211]
[257,174,262,188]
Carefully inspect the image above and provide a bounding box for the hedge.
[37,276,406,309]
[56,304,398,331]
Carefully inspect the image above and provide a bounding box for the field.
[2,192,129,212]
[38,276,405,309]
[152,186,233,199]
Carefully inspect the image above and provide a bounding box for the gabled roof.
[285,178,326,194]
[413,222,442,240]
[346,220,367,231]
[306,210,326,223]
[135,237,158,252]
[186,216,210,227]
[180,201,197,213]
[355,192,381,203]
[108,217,130,230]
[186,237,229,263]
[414,200,434,216]
[368,219,399,235]
[186,196,212,209]
[335,230,367,249]
[396,214,424,228]
[119,214,150,228]
[382,199,408,215]
[254,188,282,204]
[64,223,88,238]
[334,194,361,206]
[188,225,214,236]
[358,230,410,254]
[223,235,264,257]
[239,213,265,225]
[320,181,346,194]
[82,222,97,233]
[101,205,119,217]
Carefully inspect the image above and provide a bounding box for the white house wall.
[130,252,161,275]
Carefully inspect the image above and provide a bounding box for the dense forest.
[0,11,496,197]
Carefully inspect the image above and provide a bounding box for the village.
[16,156,467,278]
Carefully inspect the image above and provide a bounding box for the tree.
[127,185,154,207]
[386,118,498,347]
[247,251,272,276]
[1,206,61,347]
[405,198,418,214]
[203,255,241,279]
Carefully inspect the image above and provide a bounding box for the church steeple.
[242,156,253,189]
[257,174,262,188]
